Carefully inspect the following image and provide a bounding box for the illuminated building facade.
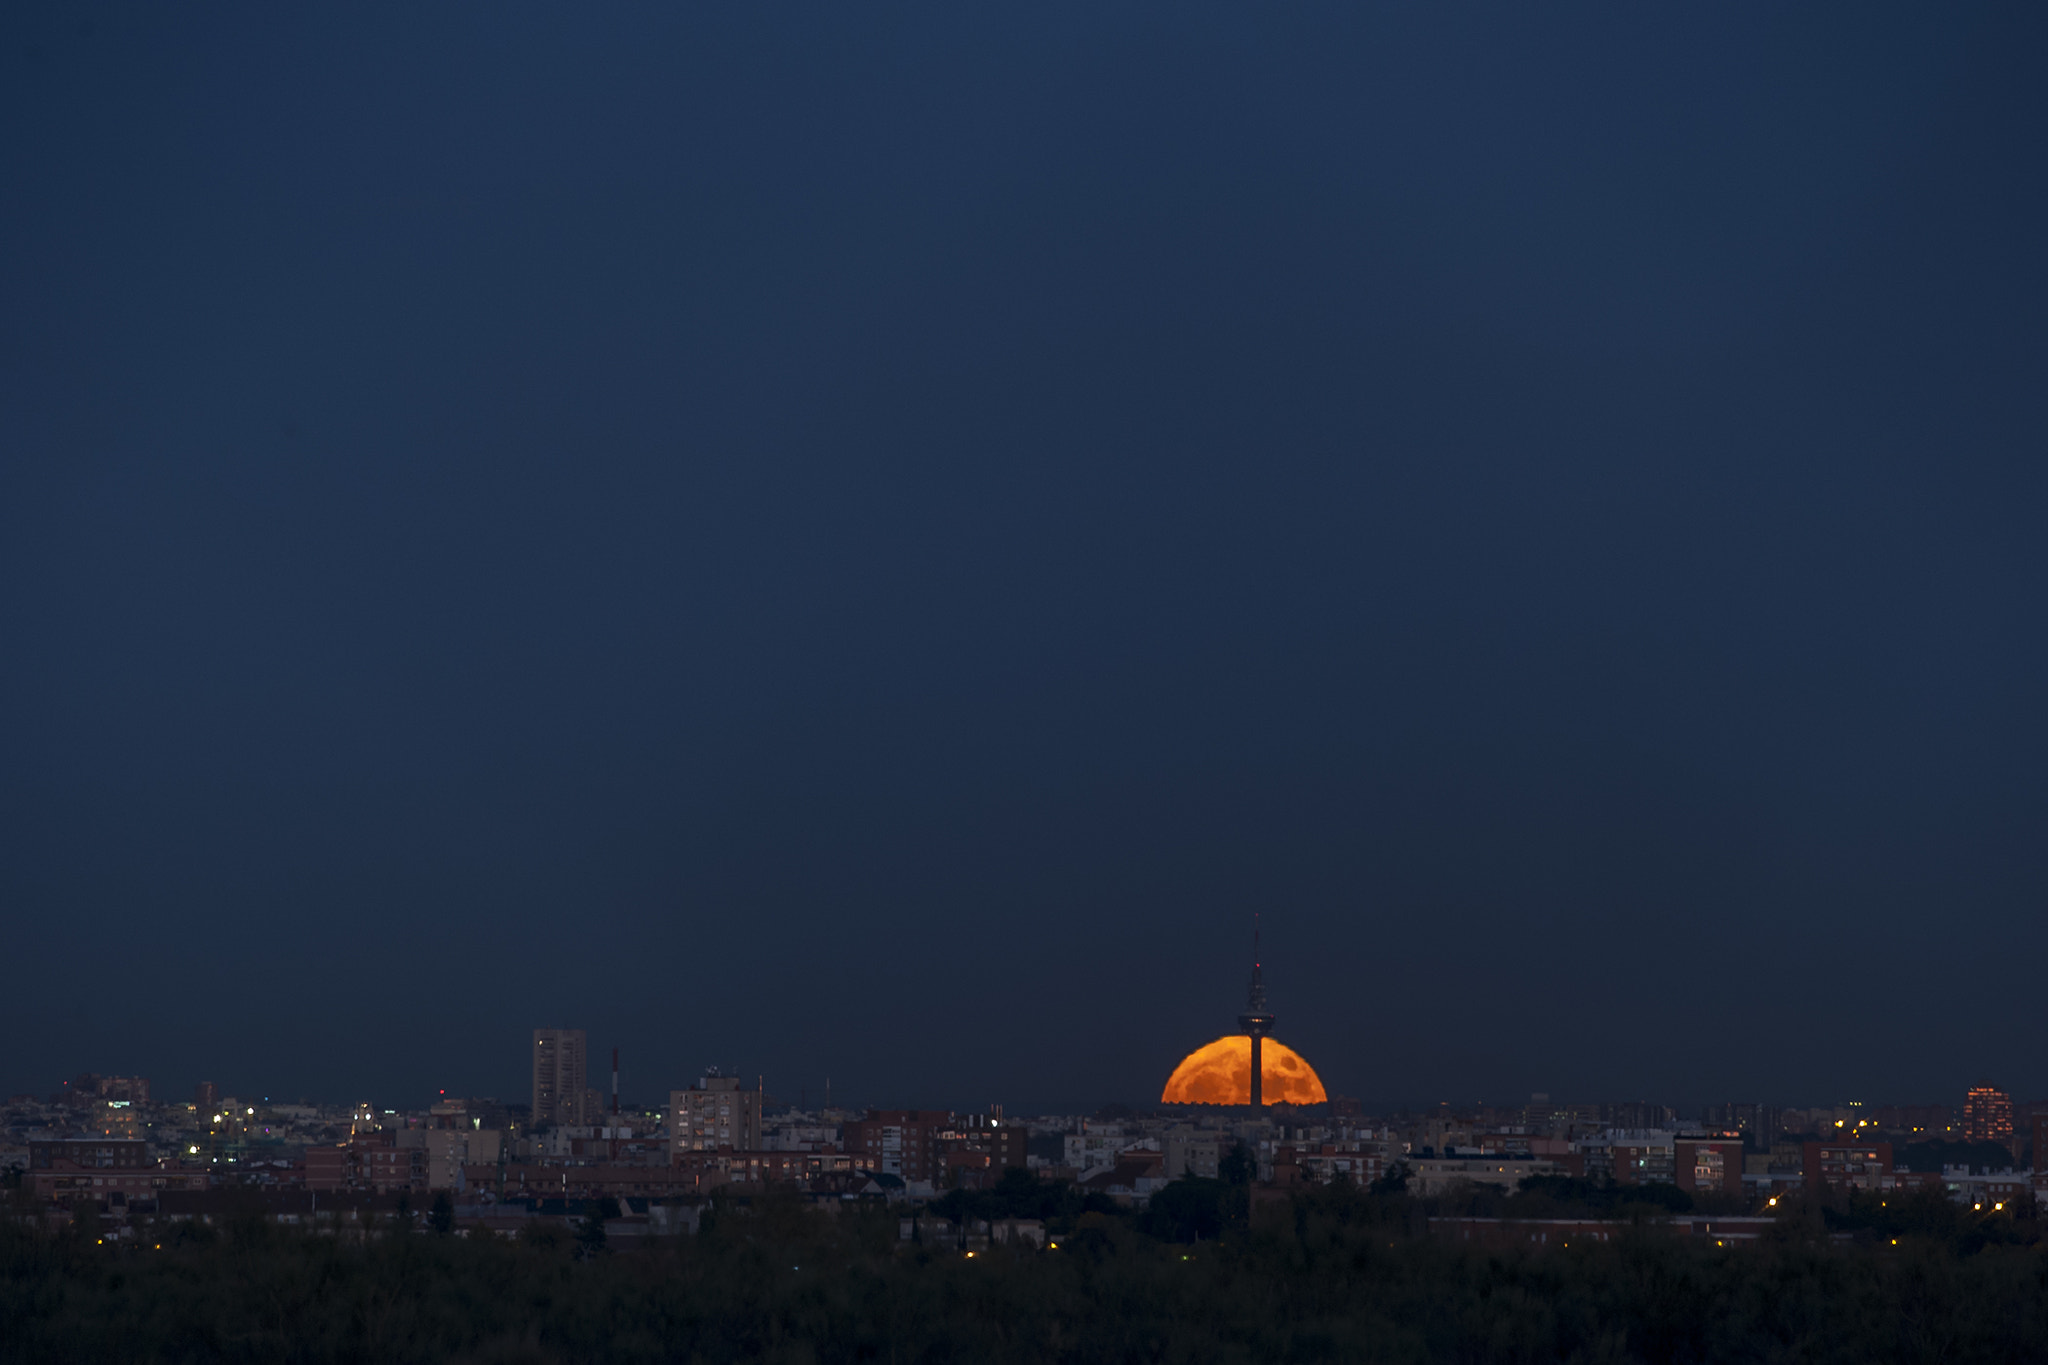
[935,1112,1028,1185]
[668,1075,764,1154]
[840,1109,953,1182]
[1962,1083,2013,1147]
[1802,1141,1893,1192]
[1607,1132,1677,1185]
[26,1139,205,1206]
[1674,1136,1744,1197]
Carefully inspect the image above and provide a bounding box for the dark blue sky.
[3,2,2044,1114]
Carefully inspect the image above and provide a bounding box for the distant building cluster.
[5,1051,2042,1245]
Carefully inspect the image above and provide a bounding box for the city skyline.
[27,1058,2043,1140]
[7,3,2047,1113]
[7,3,2046,1358]
[8,925,2038,1118]
[18,1030,2040,1125]
[19,1059,2039,1192]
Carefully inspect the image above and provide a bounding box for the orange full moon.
[1159,1035,1327,1106]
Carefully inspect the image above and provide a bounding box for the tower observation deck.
[1160,916,1325,1108]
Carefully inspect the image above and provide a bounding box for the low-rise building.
[478,1149,877,1200]
[1270,1141,1390,1187]
[1433,1214,1781,1249]
[1078,1151,1165,1204]
[1802,1141,1893,1192]
[1404,1157,1567,1198]
[303,1133,425,1194]
[1944,1168,2029,1210]
[26,1138,208,1205]
[1163,1127,1221,1180]
[1063,1125,1127,1178]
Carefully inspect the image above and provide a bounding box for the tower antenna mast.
[1239,912,1276,1108]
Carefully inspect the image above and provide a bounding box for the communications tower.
[1237,917,1277,1108]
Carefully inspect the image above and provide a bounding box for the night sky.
[4,3,2044,1115]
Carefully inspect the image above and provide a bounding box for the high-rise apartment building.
[935,1112,1028,1185]
[1675,1136,1744,1197]
[1702,1103,1781,1150]
[423,1129,504,1190]
[1606,1131,1677,1185]
[1802,1141,1893,1192]
[841,1110,955,1183]
[1873,1103,1954,1138]
[532,1029,589,1128]
[74,1075,150,1104]
[669,1075,763,1155]
[1963,1083,2014,1147]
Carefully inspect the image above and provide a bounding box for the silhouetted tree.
[575,1200,610,1258]
[1139,1176,1226,1242]
[1,1178,2042,1363]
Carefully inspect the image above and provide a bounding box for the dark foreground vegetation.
[3,1179,2046,1364]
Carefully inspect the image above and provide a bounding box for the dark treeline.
[3,1177,2047,1364]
